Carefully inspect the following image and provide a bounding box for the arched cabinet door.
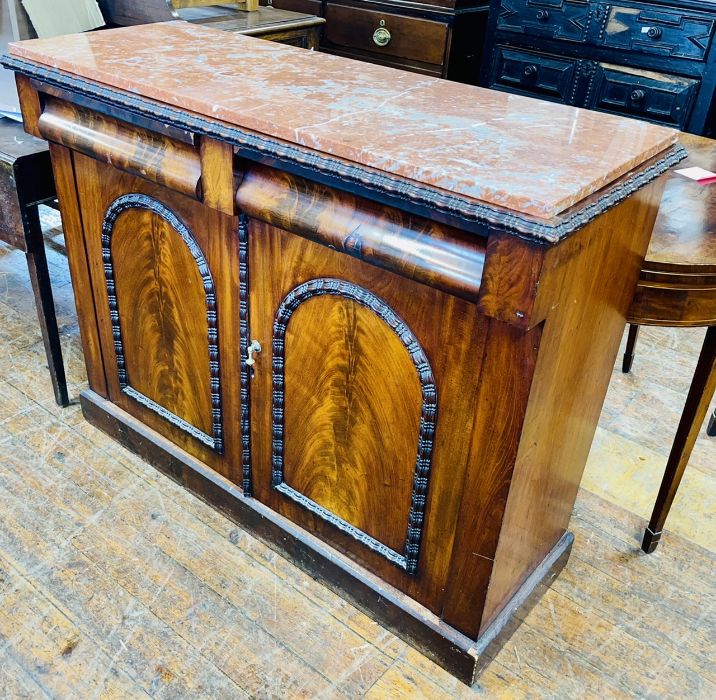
[270,278,437,575]
[102,193,223,453]
[73,155,243,484]
[246,219,488,618]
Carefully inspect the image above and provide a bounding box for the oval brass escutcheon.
[373,26,391,47]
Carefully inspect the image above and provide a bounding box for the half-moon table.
[624,133,716,553]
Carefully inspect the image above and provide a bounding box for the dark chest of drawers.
[481,0,716,135]
[265,0,490,82]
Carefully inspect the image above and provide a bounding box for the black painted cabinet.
[482,0,716,135]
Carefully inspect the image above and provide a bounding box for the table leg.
[708,409,716,437]
[642,326,716,552]
[23,203,70,407]
[622,324,640,373]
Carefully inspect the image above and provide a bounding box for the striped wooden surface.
[0,208,714,698]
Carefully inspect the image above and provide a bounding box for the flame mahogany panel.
[72,153,243,484]
[248,220,488,615]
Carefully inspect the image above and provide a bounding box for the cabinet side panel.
[480,180,665,632]
[48,143,108,397]
[441,316,542,638]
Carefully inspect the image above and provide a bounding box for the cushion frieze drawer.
[496,0,591,43]
[489,46,578,103]
[587,63,699,128]
[324,4,449,67]
[597,4,716,62]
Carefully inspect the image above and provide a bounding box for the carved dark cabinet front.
[482,0,716,135]
[490,45,579,101]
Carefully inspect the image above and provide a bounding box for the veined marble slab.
[10,22,677,220]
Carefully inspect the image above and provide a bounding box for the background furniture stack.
[99,0,325,48]
[481,0,716,135]
[101,0,491,81]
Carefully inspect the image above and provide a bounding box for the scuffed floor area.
[0,209,714,698]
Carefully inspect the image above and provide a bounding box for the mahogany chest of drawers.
[264,0,491,81]
[481,0,716,135]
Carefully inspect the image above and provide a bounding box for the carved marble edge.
[2,56,688,244]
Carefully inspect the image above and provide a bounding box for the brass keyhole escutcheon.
[373,21,391,47]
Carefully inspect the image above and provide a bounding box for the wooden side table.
[623,133,716,553]
[99,3,325,50]
[183,6,325,49]
[0,118,68,406]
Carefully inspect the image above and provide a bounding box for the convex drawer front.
[599,4,715,62]
[497,0,590,43]
[589,63,698,127]
[490,45,578,102]
[324,5,449,66]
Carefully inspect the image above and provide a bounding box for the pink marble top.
[10,22,678,220]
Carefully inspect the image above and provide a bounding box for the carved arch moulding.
[270,278,438,575]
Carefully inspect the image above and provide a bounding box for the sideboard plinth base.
[80,389,574,685]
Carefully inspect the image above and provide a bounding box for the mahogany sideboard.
[4,22,684,684]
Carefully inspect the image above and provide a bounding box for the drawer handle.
[373,26,392,47]
[523,64,538,78]
[630,89,646,104]
[536,9,550,21]
[646,26,663,40]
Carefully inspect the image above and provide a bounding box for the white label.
[675,166,716,181]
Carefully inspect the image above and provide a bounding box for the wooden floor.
[0,209,714,699]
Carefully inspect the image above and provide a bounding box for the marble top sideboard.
[3,23,685,685]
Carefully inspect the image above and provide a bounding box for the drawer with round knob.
[495,0,590,44]
[323,4,449,67]
[598,5,715,62]
[488,45,578,104]
[588,63,699,128]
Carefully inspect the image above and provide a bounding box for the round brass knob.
[536,9,549,21]
[647,26,663,40]
[523,64,538,78]
[373,26,391,47]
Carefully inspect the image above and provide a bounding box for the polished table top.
[648,133,716,273]
[8,22,677,220]
[630,133,716,328]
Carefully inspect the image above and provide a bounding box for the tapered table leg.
[642,326,716,552]
[23,203,70,407]
[622,324,640,374]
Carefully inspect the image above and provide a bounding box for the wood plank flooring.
[0,209,714,698]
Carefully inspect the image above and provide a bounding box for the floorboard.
[0,208,713,698]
